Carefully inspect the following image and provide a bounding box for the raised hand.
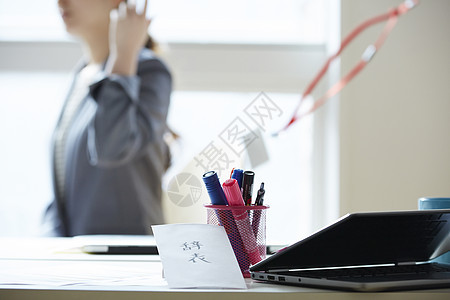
[107,0,151,75]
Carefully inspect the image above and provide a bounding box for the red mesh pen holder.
[205,204,268,278]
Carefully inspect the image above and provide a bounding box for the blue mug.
[418,197,450,264]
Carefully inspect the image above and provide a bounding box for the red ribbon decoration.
[278,0,419,134]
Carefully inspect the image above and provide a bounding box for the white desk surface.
[0,237,449,300]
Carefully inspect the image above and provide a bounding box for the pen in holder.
[205,205,269,277]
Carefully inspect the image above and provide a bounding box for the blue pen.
[231,168,244,189]
[202,171,228,205]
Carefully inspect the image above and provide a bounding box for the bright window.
[0,0,65,41]
[0,0,325,44]
[150,0,325,44]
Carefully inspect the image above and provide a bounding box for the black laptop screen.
[252,210,450,271]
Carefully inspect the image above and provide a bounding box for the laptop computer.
[250,209,450,292]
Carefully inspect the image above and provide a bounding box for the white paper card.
[152,224,247,289]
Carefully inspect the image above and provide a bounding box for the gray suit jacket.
[44,49,172,236]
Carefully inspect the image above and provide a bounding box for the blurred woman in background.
[43,0,172,236]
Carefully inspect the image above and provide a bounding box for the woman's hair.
[145,35,157,51]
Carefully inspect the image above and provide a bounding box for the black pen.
[255,182,265,206]
[241,171,255,206]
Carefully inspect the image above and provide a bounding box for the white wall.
[339,0,450,214]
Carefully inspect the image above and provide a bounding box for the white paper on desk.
[152,224,247,289]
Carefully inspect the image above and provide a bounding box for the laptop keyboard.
[284,263,450,281]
